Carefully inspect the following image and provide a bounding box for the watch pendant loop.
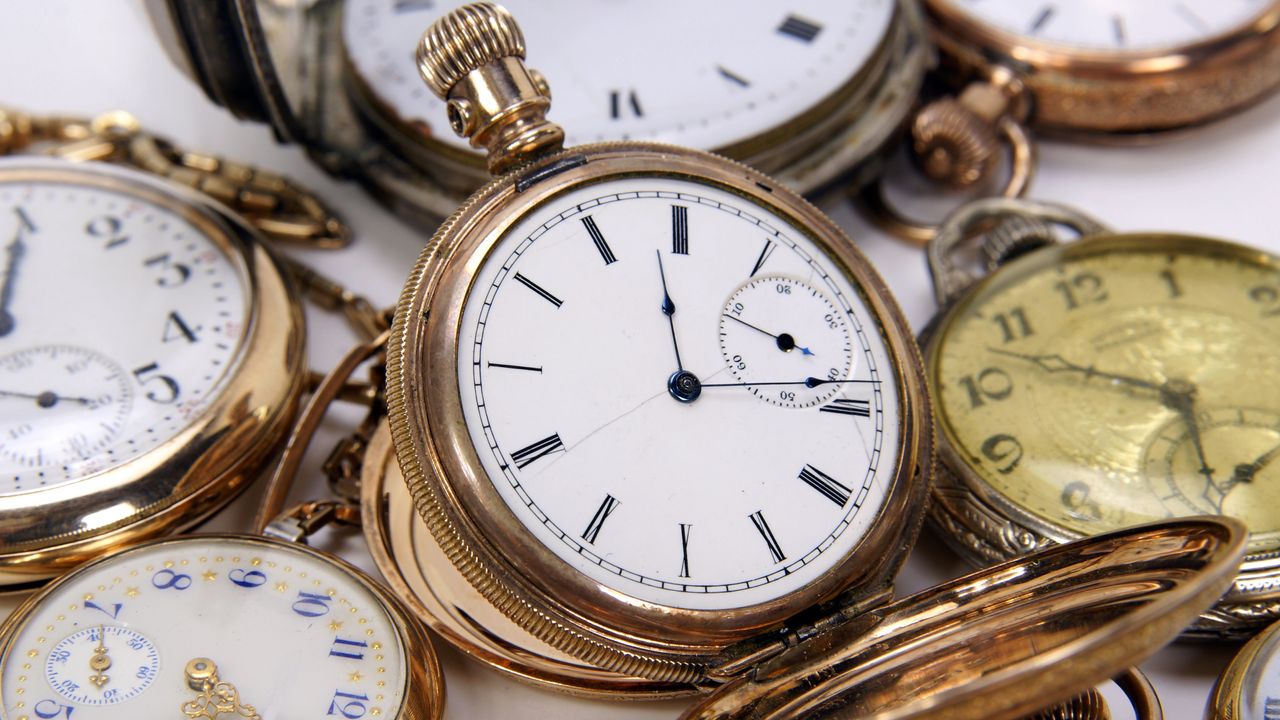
[416,3,565,174]
[857,115,1036,246]
[926,198,1112,306]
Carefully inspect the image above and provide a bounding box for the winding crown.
[416,3,524,99]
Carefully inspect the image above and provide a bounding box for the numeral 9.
[981,434,1023,474]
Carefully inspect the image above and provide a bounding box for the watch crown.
[416,2,524,99]
[416,3,564,174]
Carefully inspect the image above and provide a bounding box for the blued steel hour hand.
[0,226,28,338]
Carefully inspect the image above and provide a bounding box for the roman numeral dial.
[460,178,899,610]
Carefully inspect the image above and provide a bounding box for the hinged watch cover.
[683,517,1245,719]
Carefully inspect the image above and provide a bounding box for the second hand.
[701,377,880,389]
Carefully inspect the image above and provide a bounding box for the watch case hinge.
[708,584,894,682]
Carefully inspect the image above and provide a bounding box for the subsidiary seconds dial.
[719,275,854,408]
[0,345,133,471]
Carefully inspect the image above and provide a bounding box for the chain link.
[1,107,350,248]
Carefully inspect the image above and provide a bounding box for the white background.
[2,2,1278,718]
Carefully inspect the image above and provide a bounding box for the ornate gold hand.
[1234,441,1280,485]
[987,348,1164,392]
[1159,380,1223,510]
[181,658,261,720]
[87,625,111,690]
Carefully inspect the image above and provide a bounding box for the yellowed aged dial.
[931,234,1280,554]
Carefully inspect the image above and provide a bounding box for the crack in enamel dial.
[455,174,901,610]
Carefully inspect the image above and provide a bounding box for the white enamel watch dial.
[937,0,1270,51]
[0,177,248,492]
[0,536,409,718]
[456,175,902,611]
[343,0,895,150]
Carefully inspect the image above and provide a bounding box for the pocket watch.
[0,532,444,719]
[922,197,1280,640]
[0,110,372,591]
[1209,616,1280,719]
[142,0,930,225]
[919,0,1280,140]
[361,4,1245,714]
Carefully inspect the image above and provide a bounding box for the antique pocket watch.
[922,0,1280,137]
[0,533,443,719]
[142,0,930,225]
[1210,617,1280,719]
[354,4,1249,714]
[0,151,304,590]
[923,198,1280,640]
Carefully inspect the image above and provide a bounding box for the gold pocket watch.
[923,197,1280,640]
[1210,616,1280,719]
[0,110,377,591]
[921,0,1280,138]
[142,0,930,225]
[352,4,1247,714]
[0,531,444,719]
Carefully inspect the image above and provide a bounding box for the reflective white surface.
[1,2,1277,717]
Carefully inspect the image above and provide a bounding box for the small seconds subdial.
[719,276,854,408]
[0,345,132,472]
[45,625,159,706]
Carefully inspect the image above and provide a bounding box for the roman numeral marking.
[678,523,692,578]
[1263,696,1280,720]
[820,398,871,418]
[13,206,35,233]
[329,636,369,660]
[798,464,852,506]
[1112,14,1127,46]
[610,89,644,119]
[513,272,563,308]
[582,216,617,265]
[717,65,750,87]
[1029,5,1056,34]
[582,494,620,544]
[393,0,435,11]
[671,205,689,255]
[749,239,776,276]
[749,511,785,563]
[510,433,564,469]
[1175,3,1209,32]
[777,14,822,43]
[487,361,542,373]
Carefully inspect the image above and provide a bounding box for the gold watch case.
[141,0,931,225]
[922,199,1280,640]
[1209,616,1280,719]
[384,140,935,686]
[0,160,305,591]
[0,533,445,719]
[925,0,1280,135]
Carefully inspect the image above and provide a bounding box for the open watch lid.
[684,517,1245,719]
